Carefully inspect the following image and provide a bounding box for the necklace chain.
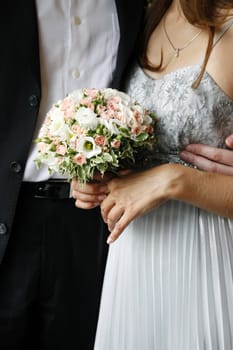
[163,17,202,58]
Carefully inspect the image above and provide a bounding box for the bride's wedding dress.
[94,21,233,350]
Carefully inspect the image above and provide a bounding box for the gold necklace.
[163,16,202,58]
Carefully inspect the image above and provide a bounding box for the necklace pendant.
[175,48,180,58]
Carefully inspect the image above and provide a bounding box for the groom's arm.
[180,135,233,175]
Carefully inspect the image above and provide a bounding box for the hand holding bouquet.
[35,88,157,183]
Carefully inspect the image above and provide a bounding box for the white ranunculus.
[48,109,66,133]
[74,107,98,130]
[132,104,145,116]
[70,89,84,103]
[99,118,125,135]
[39,152,60,173]
[49,118,73,141]
[76,136,102,158]
[116,91,133,106]
[38,123,49,138]
[119,105,134,124]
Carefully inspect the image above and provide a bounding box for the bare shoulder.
[220,17,233,52]
[207,17,233,99]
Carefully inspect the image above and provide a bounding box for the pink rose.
[94,135,107,146]
[131,125,143,135]
[71,124,86,136]
[111,139,121,148]
[84,89,99,99]
[60,97,72,111]
[73,153,86,165]
[96,105,107,115]
[101,110,115,120]
[56,144,67,155]
[107,96,120,111]
[38,142,48,154]
[133,111,143,124]
[64,107,75,118]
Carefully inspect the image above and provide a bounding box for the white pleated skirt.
[94,200,233,350]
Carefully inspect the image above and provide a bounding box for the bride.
[73,0,233,349]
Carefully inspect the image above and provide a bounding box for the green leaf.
[135,133,149,142]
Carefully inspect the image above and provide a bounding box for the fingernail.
[98,194,106,201]
[226,134,233,147]
[107,236,114,244]
[180,150,188,158]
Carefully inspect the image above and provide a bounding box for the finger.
[225,134,233,149]
[71,180,107,195]
[106,213,130,244]
[117,169,134,177]
[180,150,233,175]
[183,144,233,166]
[72,190,106,203]
[100,198,115,223]
[106,205,124,232]
[74,198,100,209]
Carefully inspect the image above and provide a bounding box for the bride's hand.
[101,164,176,243]
[71,170,132,209]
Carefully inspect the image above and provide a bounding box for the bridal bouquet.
[35,88,157,183]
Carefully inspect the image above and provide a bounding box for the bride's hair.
[140,0,233,88]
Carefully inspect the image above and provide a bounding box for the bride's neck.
[167,1,185,22]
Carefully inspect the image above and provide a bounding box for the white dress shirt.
[24,0,120,181]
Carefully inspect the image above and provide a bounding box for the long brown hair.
[140,0,233,88]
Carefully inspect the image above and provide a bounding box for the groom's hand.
[179,134,233,175]
[71,172,111,209]
[71,170,133,209]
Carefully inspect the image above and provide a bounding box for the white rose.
[76,136,102,159]
[99,118,126,135]
[74,107,98,130]
[69,89,84,103]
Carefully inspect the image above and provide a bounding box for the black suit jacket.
[0,0,146,262]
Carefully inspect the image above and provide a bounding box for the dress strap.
[213,16,233,47]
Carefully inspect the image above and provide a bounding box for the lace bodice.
[124,63,233,164]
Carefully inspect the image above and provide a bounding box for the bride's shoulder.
[206,17,233,100]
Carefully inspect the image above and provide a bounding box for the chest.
[125,64,233,151]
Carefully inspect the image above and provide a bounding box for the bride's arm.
[101,164,233,243]
[167,164,233,218]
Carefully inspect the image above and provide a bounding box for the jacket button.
[10,161,22,173]
[28,94,39,107]
[0,223,7,235]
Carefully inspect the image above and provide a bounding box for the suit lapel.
[0,0,40,83]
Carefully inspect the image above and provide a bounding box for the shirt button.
[72,69,80,79]
[28,94,39,107]
[0,223,7,235]
[74,16,81,25]
[10,161,22,173]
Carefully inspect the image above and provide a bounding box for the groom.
[0,1,146,349]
